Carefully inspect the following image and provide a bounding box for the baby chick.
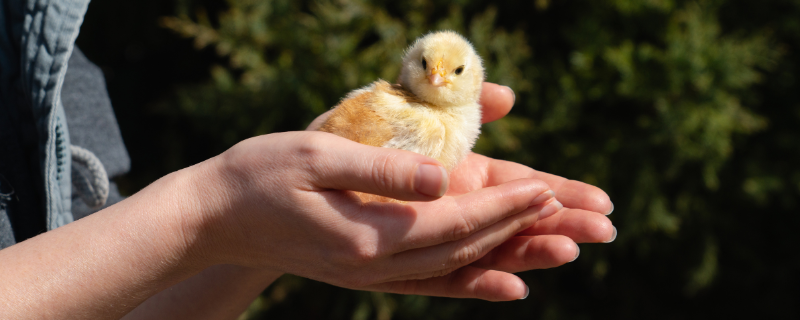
[319,30,484,172]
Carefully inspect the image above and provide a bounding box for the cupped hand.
[191,126,561,301]
[460,83,615,268]
[297,83,616,300]
[355,84,615,299]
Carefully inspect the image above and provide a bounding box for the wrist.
[170,152,283,274]
[109,164,220,276]
[151,158,235,270]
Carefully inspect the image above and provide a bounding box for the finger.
[383,190,563,279]
[296,132,449,201]
[387,178,555,252]
[471,235,579,273]
[479,83,515,124]
[367,266,528,301]
[472,153,613,214]
[518,208,616,243]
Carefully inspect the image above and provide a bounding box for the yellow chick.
[319,31,484,175]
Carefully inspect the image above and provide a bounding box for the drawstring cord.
[70,145,109,209]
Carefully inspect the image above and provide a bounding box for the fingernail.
[519,284,529,300]
[504,86,516,106]
[606,202,614,215]
[570,245,580,262]
[604,226,617,243]
[539,199,563,220]
[530,190,555,206]
[414,164,449,197]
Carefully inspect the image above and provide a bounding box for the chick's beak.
[428,60,447,87]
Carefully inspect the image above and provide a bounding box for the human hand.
[186,127,561,301]
[302,83,614,300]
[360,152,615,299]
[453,83,615,272]
[341,83,615,299]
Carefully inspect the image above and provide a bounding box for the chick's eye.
[422,58,427,69]
[455,66,464,75]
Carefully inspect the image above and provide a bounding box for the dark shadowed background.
[75,0,800,319]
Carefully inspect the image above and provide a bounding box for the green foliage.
[156,0,534,153]
[78,0,800,318]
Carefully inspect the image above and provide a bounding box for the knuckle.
[370,156,390,193]
[448,242,482,267]
[293,133,336,179]
[339,238,381,268]
[445,211,480,242]
[294,134,329,164]
[369,153,400,194]
[508,218,525,234]
[429,267,458,279]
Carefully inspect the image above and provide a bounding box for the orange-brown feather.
[319,90,394,148]
[319,89,403,203]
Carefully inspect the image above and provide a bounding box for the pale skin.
[0,83,615,319]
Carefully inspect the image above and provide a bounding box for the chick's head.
[398,31,484,107]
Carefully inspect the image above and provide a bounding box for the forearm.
[122,264,280,320]
[0,166,216,319]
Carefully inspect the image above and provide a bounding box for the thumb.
[302,132,449,201]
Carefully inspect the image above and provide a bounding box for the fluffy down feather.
[320,31,484,173]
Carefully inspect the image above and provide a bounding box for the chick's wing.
[319,90,394,148]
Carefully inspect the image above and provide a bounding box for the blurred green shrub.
[138,0,800,318]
